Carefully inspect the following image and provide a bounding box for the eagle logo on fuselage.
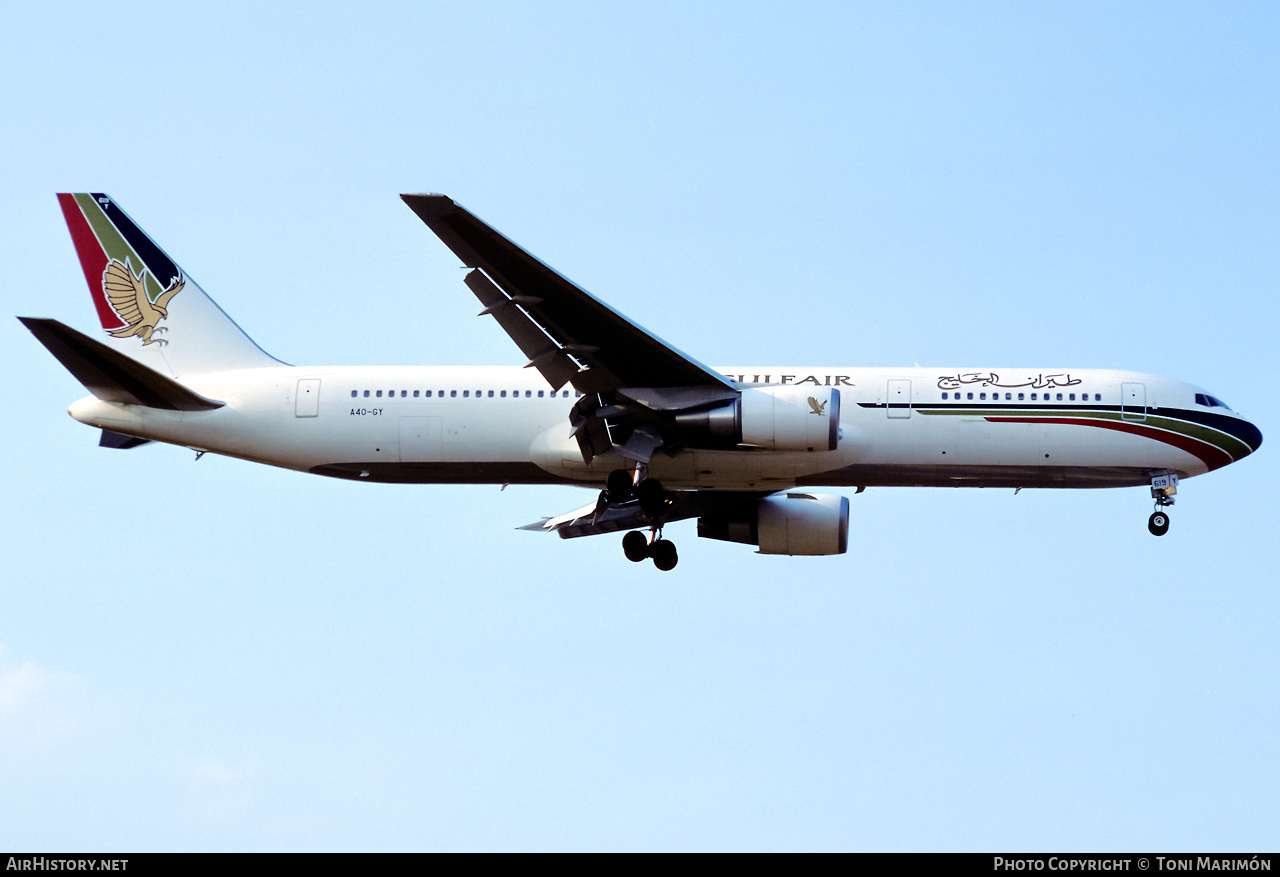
[101,258,185,346]
[808,396,827,415]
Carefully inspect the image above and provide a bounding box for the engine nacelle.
[741,386,839,451]
[698,492,850,555]
[674,386,840,452]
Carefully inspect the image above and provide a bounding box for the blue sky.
[2,1,1277,851]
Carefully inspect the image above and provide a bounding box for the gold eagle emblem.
[808,396,827,415]
[101,258,185,346]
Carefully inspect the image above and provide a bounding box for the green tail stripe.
[71,195,161,303]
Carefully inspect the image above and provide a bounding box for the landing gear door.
[886,379,911,419]
[1121,382,1146,422]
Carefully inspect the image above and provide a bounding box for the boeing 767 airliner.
[20,194,1262,570]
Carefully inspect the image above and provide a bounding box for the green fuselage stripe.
[917,406,1251,461]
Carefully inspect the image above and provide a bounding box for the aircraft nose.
[1230,416,1263,458]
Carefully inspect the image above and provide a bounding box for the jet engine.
[698,492,849,555]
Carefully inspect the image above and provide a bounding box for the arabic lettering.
[936,372,1083,391]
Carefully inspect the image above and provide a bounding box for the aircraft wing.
[401,194,734,395]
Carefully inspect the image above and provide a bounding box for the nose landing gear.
[1148,511,1170,536]
[1148,473,1177,537]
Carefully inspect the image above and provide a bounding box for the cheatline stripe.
[890,403,1254,471]
[984,416,1234,471]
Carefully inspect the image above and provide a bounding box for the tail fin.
[57,193,281,377]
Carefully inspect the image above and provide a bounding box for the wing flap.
[524,491,767,539]
[464,270,579,389]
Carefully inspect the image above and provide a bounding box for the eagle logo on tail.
[101,258,185,346]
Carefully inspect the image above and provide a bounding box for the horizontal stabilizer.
[18,317,224,411]
[99,429,152,449]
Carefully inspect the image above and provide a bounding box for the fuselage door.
[295,379,321,417]
[1121,382,1146,421]
[886,379,912,419]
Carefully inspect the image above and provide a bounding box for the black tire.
[1148,511,1170,536]
[636,478,666,517]
[606,469,633,504]
[623,530,650,562]
[651,539,678,571]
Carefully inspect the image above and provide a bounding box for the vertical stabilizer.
[57,193,282,377]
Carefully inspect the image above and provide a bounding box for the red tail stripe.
[56,194,124,331]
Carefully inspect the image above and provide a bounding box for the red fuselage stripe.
[985,416,1234,471]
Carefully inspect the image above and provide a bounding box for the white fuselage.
[66,364,1260,492]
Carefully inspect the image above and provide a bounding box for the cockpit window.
[1195,393,1232,411]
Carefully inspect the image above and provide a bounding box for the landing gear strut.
[1148,473,1177,537]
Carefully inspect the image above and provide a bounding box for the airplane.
[20,193,1263,571]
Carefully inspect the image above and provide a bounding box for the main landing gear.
[623,529,679,571]
[1148,473,1177,537]
[605,467,678,571]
